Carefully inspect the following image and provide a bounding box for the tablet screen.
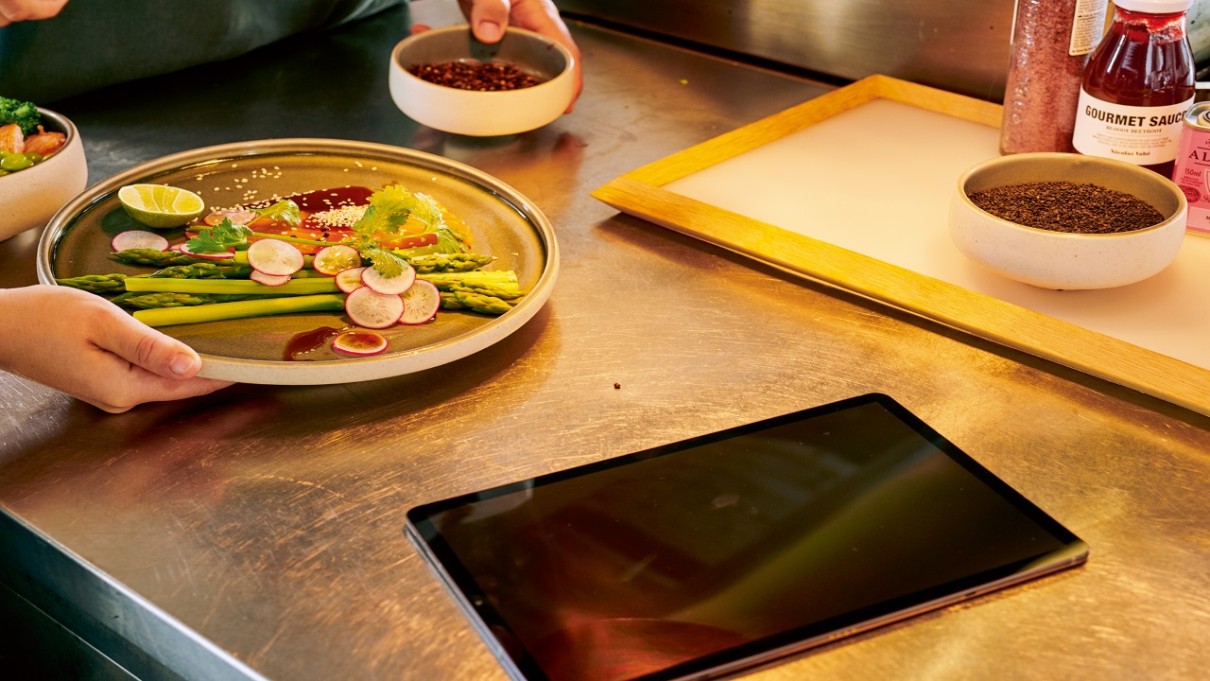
[406,393,1088,681]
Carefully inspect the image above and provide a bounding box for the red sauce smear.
[275,186,375,212]
[284,326,342,361]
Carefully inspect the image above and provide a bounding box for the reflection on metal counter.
[559,0,1210,100]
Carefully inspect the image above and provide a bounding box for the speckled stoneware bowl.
[389,25,575,137]
[949,152,1187,290]
[0,108,88,241]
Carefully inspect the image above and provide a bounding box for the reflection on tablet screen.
[406,393,1088,681]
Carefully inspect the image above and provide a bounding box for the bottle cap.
[1114,0,1193,13]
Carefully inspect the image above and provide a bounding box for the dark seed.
[968,181,1164,234]
[407,60,542,91]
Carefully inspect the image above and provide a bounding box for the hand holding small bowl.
[389,25,576,137]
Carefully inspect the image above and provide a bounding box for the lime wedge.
[118,184,205,229]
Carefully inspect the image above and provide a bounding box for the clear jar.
[1071,0,1196,176]
[999,0,1108,154]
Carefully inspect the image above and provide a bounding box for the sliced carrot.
[22,127,65,157]
[0,123,24,154]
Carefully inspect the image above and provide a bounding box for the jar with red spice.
[1071,0,1196,177]
[999,0,1108,154]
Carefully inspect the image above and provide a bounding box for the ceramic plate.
[36,139,558,385]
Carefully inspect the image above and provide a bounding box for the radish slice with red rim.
[336,267,367,293]
[399,279,441,325]
[111,230,169,252]
[344,287,404,329]
[332,330,389,356]
[204,209,259,226]
[250,270,292,287]
[360,262,416,295]
[313,244,362,276]
[246,238,305,276]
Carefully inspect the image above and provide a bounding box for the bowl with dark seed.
[388,24,575,137]
[949,152,1187,290]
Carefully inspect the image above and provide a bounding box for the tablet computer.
[405,393,1088,681]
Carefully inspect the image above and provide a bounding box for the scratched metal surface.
[1,8,1209,681]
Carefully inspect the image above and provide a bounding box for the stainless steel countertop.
[2,9,1209,680]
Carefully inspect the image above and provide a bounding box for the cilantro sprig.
[350,184,468,277]
[186,219,253,254]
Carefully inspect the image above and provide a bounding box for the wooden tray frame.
[592,75,1210,417]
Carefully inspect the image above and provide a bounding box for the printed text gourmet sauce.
[1071,0,1195,177]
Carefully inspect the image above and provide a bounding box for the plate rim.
[37,138,559,385]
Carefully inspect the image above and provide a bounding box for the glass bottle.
[1071,0,1196,177]
[1000,0,1108,155]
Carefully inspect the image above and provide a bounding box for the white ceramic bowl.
[0,107,88,242]
[949,153,1187,290]
[389,25,575,137]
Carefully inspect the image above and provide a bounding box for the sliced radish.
[177,242,236,260]
[336,267,367,293]
[250,270,292,287]
[111,230,169,252]
[344,286,404,329]
[332,330,389,356]
[399,279,441,325]
[204,209,259,226]
[361,262,416,295]
[312,244,361,275]
[246,238,304,276]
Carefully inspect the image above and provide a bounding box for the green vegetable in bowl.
[0,96,41,135]
[0,95,68,176]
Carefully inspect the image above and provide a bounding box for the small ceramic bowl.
[949,152,1187,290]
[0,108,88,242]
[389,25,575,137]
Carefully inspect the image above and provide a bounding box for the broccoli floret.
[0,96,42,136]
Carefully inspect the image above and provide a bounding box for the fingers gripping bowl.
[0,108,88,241]
[949,153,1187,290]
[389,25,575,137]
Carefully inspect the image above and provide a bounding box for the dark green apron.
[0,0,403,104]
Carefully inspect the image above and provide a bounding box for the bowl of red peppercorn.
[389,24,575,137]
[949,152,1188,290]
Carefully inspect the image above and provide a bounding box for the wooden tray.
[593,75,1210,417]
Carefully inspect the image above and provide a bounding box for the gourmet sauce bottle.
[1071,0,1196,177]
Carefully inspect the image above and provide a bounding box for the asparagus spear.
[150,262,253,279]
[110,248,218,267]
[56,273,127,293]
[123,277,340,295]
[110,291,260,309]
[421,271,523,300]
[404,252,496,273]
[440,289,514,315]
[133,294,346,327]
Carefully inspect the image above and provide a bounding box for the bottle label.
[1072,91,1194,165]
[1068,0,1108,56]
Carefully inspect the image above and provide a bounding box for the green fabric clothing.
[0,0,404,103]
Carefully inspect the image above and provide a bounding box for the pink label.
[1172,122,1210,235]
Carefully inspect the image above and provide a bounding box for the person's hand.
[0,285,232,413]
[0,0,68,27]
[415,0,583,112]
